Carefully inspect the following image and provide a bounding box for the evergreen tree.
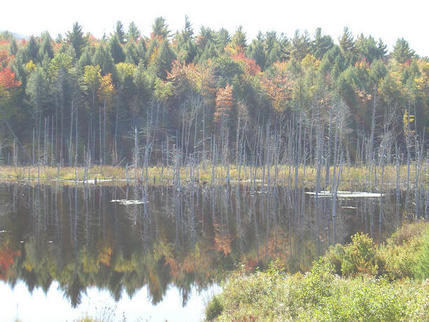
[9,39,18,56]
[377,39,388,59]
[176,16,197,64]
[313,28,333,59]
[93,44,115,75]
[151,40,176,79]
[247,33,266,70]
[78,47,93,68]
[196,26,215,51]
[339,27,357,65]
[230,26,247,52]
[137,40,147,64]
[109,35,125,64]
[291,30,311,61]
[66,22,87,59]
[26,66,51,163]
[215,28,230,54]
[198,42,217,62]
[125,41,139,65]
[264,31,287,67]
[127,22,141,42]
[152,17,170,39]
[25,36,40,63]
[355,35,386,64]
[39,33,54,60]
[115,21,126,44]
[392,38,415,63]
[133,61,153,110]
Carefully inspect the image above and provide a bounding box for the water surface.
[0,183,417,321]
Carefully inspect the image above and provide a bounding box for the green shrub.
[211,266,429,321]
[378,221,428,280]
[304,277,428,321]
[324,222,429,280]
[389,221,428,245]
[205,295,223,321]
[414,230,429,280]
[324,233,380,277]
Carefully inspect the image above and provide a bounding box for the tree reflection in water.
[0,183,408,307]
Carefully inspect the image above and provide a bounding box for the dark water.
[0,183,418,321]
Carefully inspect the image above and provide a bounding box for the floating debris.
[110,199,147,205]
[230,179,263,183]
[306,191,383,198]
[84,179,113,184]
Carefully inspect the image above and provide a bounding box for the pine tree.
[9,39,18,56]
[109,35,125,64]
[151,40,176,79]
[25,36,40,63]
[392,38,415,63]
[176,16,197,64]
[247,33,266,70]
[66,22,87,59]
[151,17,170,39]
[127,22,141,42]
[313,28,333,59]
[93,45,115,75]
[78,47,93,68]
[230,26,247,52]
[339,27,357,65]
[125,41,139,65]
[39,33,54,60]
[215,28,230,54]
[137,40,147,64]
[115,21,126,44]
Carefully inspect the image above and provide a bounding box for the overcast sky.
[3,0,429,56]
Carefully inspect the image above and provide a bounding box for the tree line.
[0,18,428,171]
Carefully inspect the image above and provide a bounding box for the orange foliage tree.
[260,63,293,112]
[214,84,235,129]
[232,52,261,76]
[0,67,21,90]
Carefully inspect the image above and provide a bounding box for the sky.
[2,0,429,56]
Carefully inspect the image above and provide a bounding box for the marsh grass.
[0,164,424,191]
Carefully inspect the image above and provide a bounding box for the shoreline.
[0,164,424,190]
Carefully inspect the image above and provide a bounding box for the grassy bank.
[206,221,429,321]
[0,164,425,191]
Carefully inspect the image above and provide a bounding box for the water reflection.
[0,183,417,308]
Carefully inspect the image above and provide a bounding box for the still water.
[0,183,415,321]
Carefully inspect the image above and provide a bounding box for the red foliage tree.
[232,52,261,75]
[0,67,21,89]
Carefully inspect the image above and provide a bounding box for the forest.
[2,18,429,320]
[0,18,428,179]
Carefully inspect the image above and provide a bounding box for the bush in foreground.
[206,222,429,321]
[207,261,429,321]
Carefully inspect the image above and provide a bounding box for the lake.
[0,183,419,321]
